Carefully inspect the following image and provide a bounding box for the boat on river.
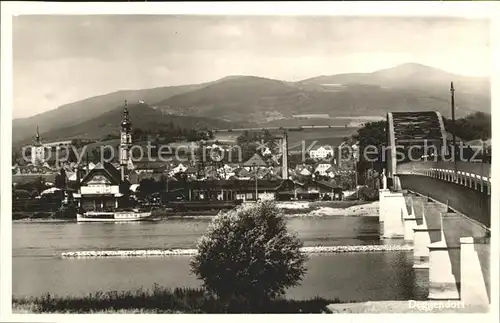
[77,209,156,222]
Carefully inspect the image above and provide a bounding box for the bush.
[358,186,379,201]
[190,201,308,309]
[54,205,78,219]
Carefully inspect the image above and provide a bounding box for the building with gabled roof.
[74,161,131,211]
[243,153,267,168]
[314,163,335,176]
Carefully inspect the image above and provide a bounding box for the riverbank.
[60,245,412,258]
[13,200,379,223]
[12,286,341,314]
[326,301,490,313]
[279,200,379,217]
[13,289,488,314]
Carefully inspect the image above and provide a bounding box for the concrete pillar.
[427,239,460,300]
[380,190,405,239]
[394,176,401,191]
[413,224,439,268]
[460,237,489,306]
[378,189,390,236]
[403,211,417,243]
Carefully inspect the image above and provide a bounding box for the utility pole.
[352,144,359,199]
[451,82,457,181]
[254,162,258,201]
[281,132,289,180]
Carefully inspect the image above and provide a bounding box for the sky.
[13,15,491,119]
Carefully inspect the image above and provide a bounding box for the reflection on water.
[13,216,426,301]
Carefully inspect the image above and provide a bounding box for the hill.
[155,76,305,123]
[15,103,243,146]
[299,63,489,94]
[12,83,209,143]
[155,66,489,123]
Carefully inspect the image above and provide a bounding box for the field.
[214,127,360,151]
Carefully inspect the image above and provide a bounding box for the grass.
[12,285,342,314]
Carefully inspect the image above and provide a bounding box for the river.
[12,216,427,301]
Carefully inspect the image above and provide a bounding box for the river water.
[13,216,427,301]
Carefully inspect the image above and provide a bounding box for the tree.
[353,120,387,150]
[190,201,308,309]
[55,169,67,189]
[138,178,156,196]
[261,129,278,153]
[351,120,387,176]
[443,111,491,141]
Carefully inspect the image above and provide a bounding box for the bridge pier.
[378,189,405,239]
[428,239,460,300]
[460,237,490,306]
[403,192,491,306]
[403,196,417,243]
[413,225,435,269]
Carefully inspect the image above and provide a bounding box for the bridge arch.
[386,111,448,189]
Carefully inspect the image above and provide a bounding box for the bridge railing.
[396,161,491,195]
[396,161,491,179]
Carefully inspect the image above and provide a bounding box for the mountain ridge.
[15,103,245,146]
[13,62,490,145]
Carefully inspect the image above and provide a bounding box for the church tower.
[31,126,45,166]
[120,100,132,181]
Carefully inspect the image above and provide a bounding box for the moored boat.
[77,209,156,222]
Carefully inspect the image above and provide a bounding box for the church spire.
[35,126,41,144]
[121,100,131,130]
[120,100,132,182]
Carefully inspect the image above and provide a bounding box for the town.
[12,101,381,220]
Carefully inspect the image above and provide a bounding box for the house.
[314,163,334,176]
[305,180,343,200]
[243,153,267,168]
[128,170,166,185]
[260,146,272,156]
[185,165,198,179]
[234,167,251,180]
[126,160,167,174]
[299,168,312,176]
[309,146,335,159]
[160,179,296,202]
[170,163,188,176]
[73,162,131,211]
[248,167,271,180]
